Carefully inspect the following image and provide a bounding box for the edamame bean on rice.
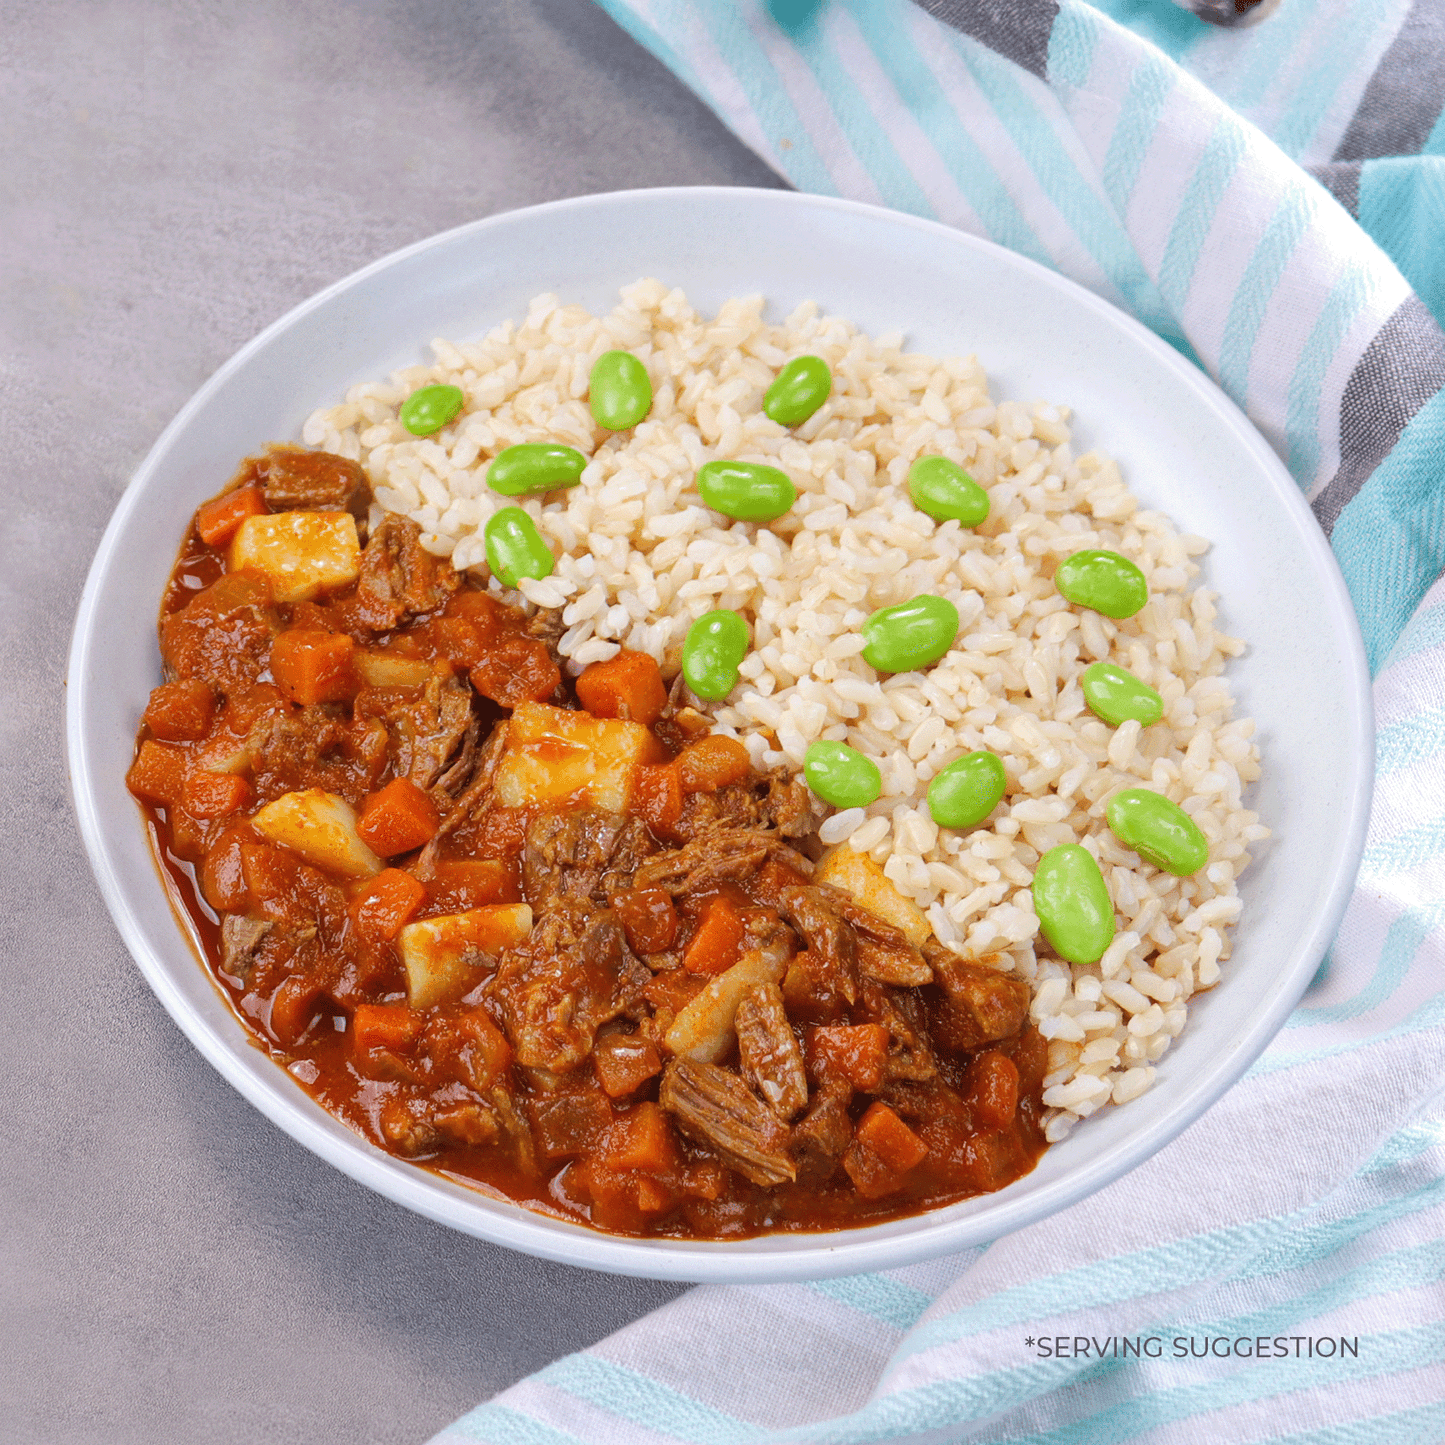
[303,279,1266,1143]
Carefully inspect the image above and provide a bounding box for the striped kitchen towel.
[432,2,1445,1440]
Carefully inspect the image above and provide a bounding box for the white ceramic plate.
[67,187,1372,1282]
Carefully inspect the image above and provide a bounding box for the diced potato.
[251,788,383,879]
[816,845,930,947]
[229,511,360,603]
[493,701,665,812]
[664,938,792,1064]
[399,904,534,1009]
[353,651,434,689]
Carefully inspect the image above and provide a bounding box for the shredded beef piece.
[351,514,459,630]
[930,955,1031,1051]
[673,768,826,843]
[857,936,932,988]
[776,885,860,1007]
[373,668,475,792]
[253,445,367,516]
[220,915,271,982]
[486,906,649,1074]
[633,828,810,898]
[522,809,657,913]
[160,573,278,696]
[865,985,938,1082]
[735,982,808,1119]
[525,607,567,650]
[790,1083,853,1187]
[247,704,377,802]
[659,1058,796,1186]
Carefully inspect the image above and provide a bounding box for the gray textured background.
[0,3,782,1440]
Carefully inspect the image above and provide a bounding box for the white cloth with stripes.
[431,1,1445,1439]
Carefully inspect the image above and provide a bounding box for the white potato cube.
[229,511,360,602]
[816,845,930,947]
[665,941,792,1064]
[493,702,664,812]
[251,788,383,879]
[353,651,434,689]
[399,905,534,1009]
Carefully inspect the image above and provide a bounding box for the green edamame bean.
[1082,662,1163,728]
[1106,789,1209,876]
[681,610,749,701]
[1054,549,1149,619]
[483,507,554,589]
[861,595,960,673]
[804,740,882,809]
[697,460,797,522]
[487,442,587,496]
[763,355,831,427]
[399,383,464,437]
[1032,844,1116,965]
[589,350,652,430]
[908,456,990,527]
[927,750,1007,830]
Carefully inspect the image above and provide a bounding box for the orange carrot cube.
[805,1024,891,1091]
[575,649,669,725]
[142,679,215,741]
[356,777,442,856]
[599,1101,680,1176]
[181,769,252,820]
[270,629,358,706]
[676,734,751,794]
[348,868,427,941]
[196,486,268,548]
[126,740,187,807]
[681,894,745,976]
[629,761,682,837]
[855,1101,928,1173]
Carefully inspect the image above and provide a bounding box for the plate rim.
[65,184,1374,1282]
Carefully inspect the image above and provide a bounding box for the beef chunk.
[486,906,648,1074]
[351,514,458,630]
[161,573,279,697]
[659,1059,796,1186]
[525,607,567,650]
[790,1083,853,1187]
[246,704,382,803]
[253,445,367,516]
[864,985,938,1082]
[930,955,1030,1051]
[633,828,808,898]
[673,769,826,843]
[220,915,271,982]
[856,936,932,988]
[367,668,475,792]
[735,982,808,1119]
[776,886,860,1007]
[522,808,657,913]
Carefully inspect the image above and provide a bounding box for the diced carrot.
[424,616,487,669]
[599,1101,681,1175]
[679,1155,727,1201]
[629,761,682,838]
[200,825,252,912]
[269,973,324,1048]
[196,486,268,548]
[676,734,752,794]
[444,589,506,637]
[142,679,215,741]
[348,868,427,941]
[425,858,523,911]
[181,769,252,820]
[612,887,680,955]
[356,777,442,856]
[126,739,187,807]
[752,857,813,908]
[681,894,745,976]
[965,1051,1020,1132]
[352,1001,423,1056]
[575,649,669,725]
[855,1101,929,1173]
[270,629,358,706]
[632,1173,679,1215]
[592,1032,663,1098]
[426,1006,513,1092]
[470,635,560,707]
[841,1138,906,1200]
[805,1023,891,1091]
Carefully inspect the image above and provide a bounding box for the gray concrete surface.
[0,3,783,1441]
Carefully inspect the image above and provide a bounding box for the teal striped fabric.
[431,2,1445,1440]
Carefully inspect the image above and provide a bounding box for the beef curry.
[129,445,1047,1238]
